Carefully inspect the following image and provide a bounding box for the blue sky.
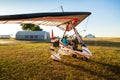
[0,0,120,37]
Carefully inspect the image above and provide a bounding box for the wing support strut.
[73,27,84,44]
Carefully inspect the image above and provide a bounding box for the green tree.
[20,23,43,31]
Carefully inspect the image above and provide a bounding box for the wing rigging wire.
[83,16,90,32]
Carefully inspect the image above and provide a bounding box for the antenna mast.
[60,5,64,12]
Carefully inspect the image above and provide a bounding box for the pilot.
[61,35,69,46]
[61,35,73,49]
[71,36,79,50]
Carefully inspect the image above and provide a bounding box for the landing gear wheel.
[72,54,77,58]
[85,57,88,61]
[81,57,88,61]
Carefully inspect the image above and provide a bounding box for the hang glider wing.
[0,12,91,31]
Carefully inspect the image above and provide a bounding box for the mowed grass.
[0,38,120,80]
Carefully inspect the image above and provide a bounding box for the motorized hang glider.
[0,12,92,61]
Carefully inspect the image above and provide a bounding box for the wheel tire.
[72,54,77,58]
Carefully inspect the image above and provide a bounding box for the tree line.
[20,23,43,31]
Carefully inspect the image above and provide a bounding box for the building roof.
[85,34,95,38]
[16,31,47,35]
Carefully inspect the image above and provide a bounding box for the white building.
[15,31,50,41]
[84,34,95,38]
[0,35,11,39]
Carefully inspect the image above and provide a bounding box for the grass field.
[0,38,120,80]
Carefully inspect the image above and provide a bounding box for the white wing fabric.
[0,12,91,31]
